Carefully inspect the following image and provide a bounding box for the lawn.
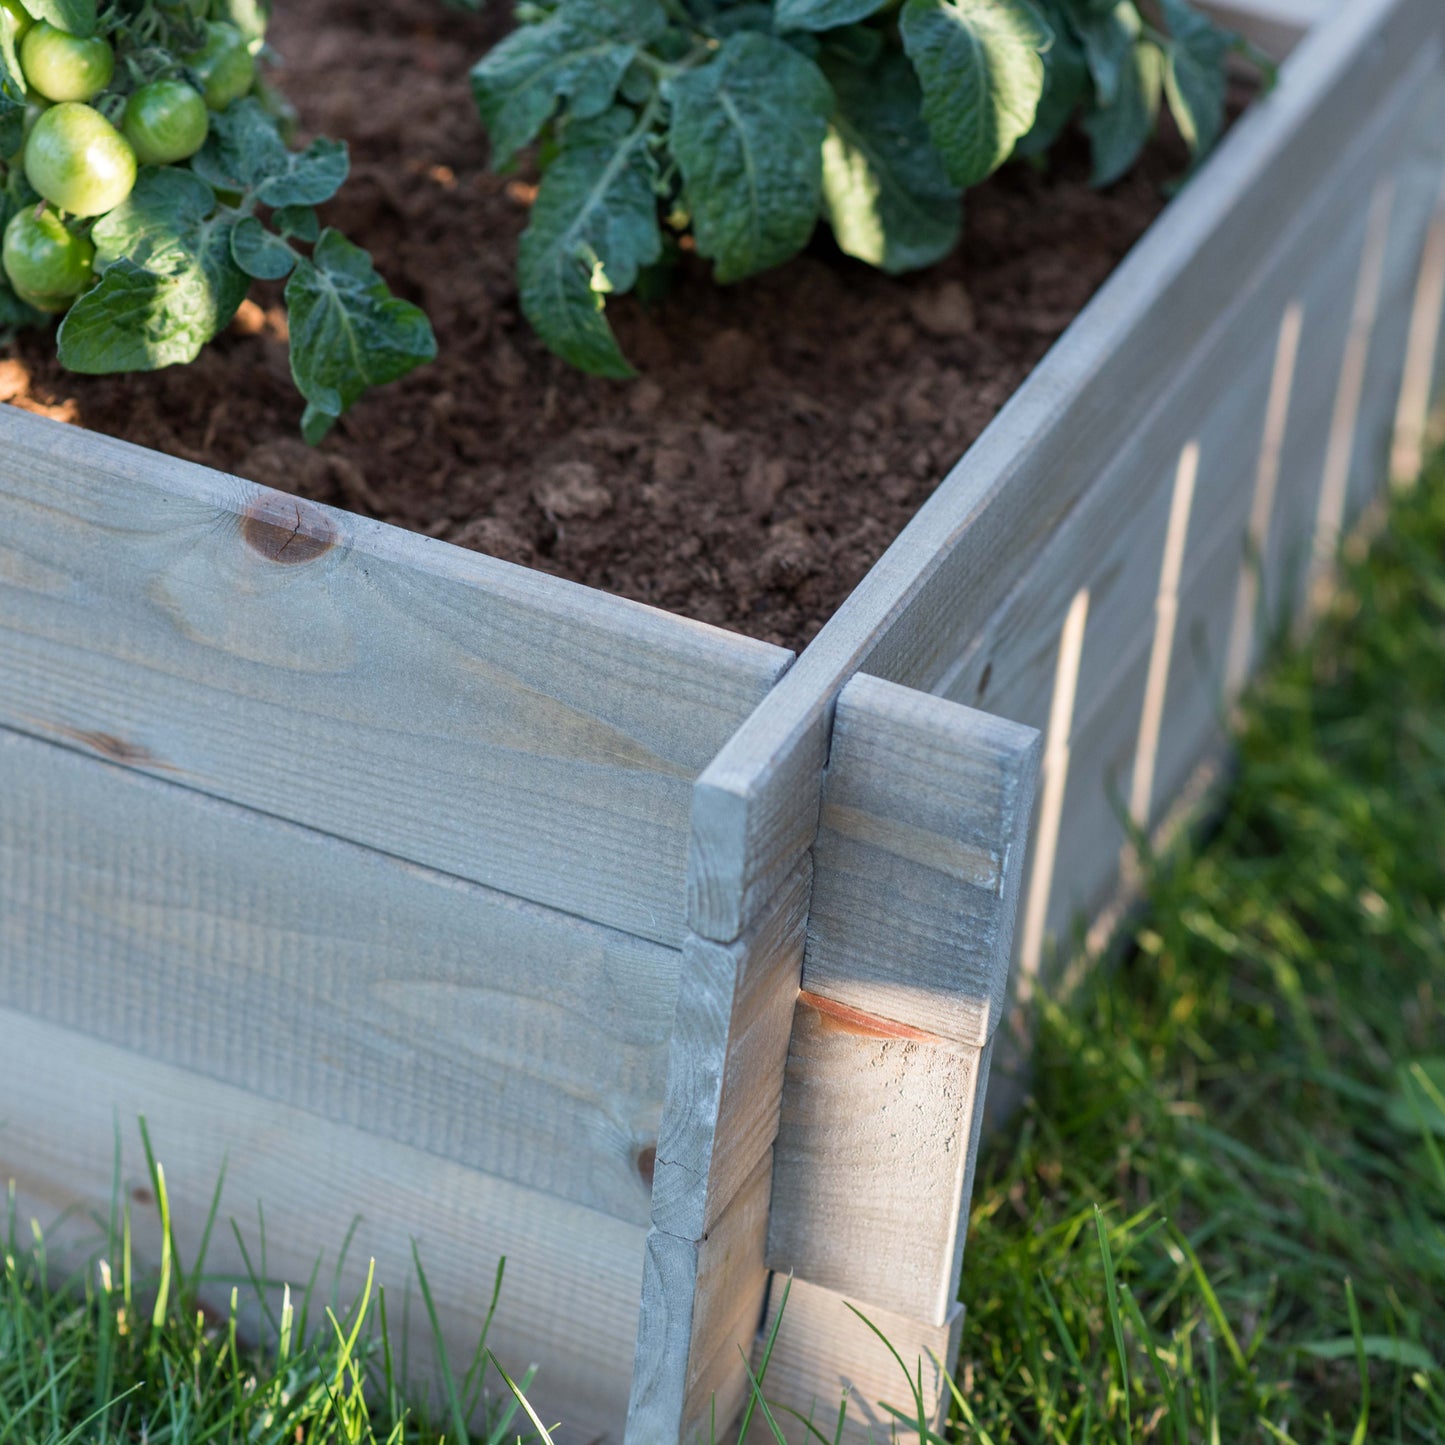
[4,452,1445,1442]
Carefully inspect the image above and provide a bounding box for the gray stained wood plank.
[801,676,1040,1048]
[0,724,677,1225]
[0,407,791,947]
[0,1008,648,1445]
[684,0,1443,950]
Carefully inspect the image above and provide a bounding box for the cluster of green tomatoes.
[2,0,255,312]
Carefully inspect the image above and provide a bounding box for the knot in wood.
[241,491,338,565]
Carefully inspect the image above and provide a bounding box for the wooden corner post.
[758,675,1040,1441]
[627,665,1039,1441]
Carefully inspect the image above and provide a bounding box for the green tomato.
[24,102,137,217]
[184,22,255,110]
[123,79,209,165]
[2,205,94,312]
[20,22,115,103]
[0,0,33,43]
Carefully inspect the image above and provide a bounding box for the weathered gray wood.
[0,1008,647,1444]
[803,676,1040,1048]
[0,724,675,1226]
[750,1283,964,1445]
[0,407,790,947]
[630,868,810,1437]
[1391,171,1445,485]
[627,1152,774,1441]
[767,999,988,1324]
[685,0,1443,951]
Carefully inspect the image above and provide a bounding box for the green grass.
[4,456,1445,1443]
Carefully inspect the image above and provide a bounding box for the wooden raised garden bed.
[4,0,1445,1437]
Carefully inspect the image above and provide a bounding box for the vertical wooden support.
[761,677,1040,1440]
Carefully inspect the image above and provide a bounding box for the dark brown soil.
[2,0,1193,650]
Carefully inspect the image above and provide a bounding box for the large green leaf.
[285,229,437,444]
[24,0,95,38]
[1159,0,1228,157]
[900,0,1052,189]
[665,31,833,283]
[1063,0,1137,107]
[774,0,887,32]
[193,99,349,207]
[470,0,667,170]
[1017,3,1087,156]
[821,51,960,273]
[1082,37,1160,186]
[0,54,22,159]
[57,168,249,373]
[517,105,661,377]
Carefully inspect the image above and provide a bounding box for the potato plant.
[1,0,436,441]
[469,0,1245,376]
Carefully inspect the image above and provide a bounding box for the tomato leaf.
[1159,0,1228,157]
[820,50,960,273]
[470,0,667,171]
[1017,2,1088,155]
[1064,0,1136,107]
[231,215,296,279]
[517,105,661,377]
[775,0,889,32]
[0,58,22,159]
[1082,36,1160,185]
[285,228,437,444]
[193,98,348,207]
[900,0,1052,189]
[57,168,248,372]
[272,204,320,242]
[24,0,96,39]
[665,32,833,283]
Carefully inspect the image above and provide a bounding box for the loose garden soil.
[2,0,1197,650]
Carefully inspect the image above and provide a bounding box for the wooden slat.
[627,1153,775,1440]
[0,1010,646,1444]
[749,1284,964,1445]
[684,0,1443,951]
[802,676,1040,1048]
[0,407,791,947]
[629,868,810,1438]
[0,725,675,1226]
[767,1003,990,1325]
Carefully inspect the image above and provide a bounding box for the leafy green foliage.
[1,0,434,439]
[470,0,1249,374]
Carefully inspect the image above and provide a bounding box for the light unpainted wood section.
[0,1008,646,1444]
[748,1283,964,1445]
[0,406,791,947]
[0,723,675,1227]
[685,0,1444,952]
[627,1152,775,1441]
[767,1004,991,1325]
[802,675,1040,1047]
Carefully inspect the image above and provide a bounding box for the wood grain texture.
[749,1283,963,1445]
[0,1008,646,1445]
[766,1000,988,1324]
[0,407,791,947]
[802,675,1040,1048]
[627,1153,774,1441]
[0,724,675,1226]
[685,0,1443,948]
[631,867,810,1438]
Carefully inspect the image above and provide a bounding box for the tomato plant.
[0,0,435,441]
[468,0,1258,376]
